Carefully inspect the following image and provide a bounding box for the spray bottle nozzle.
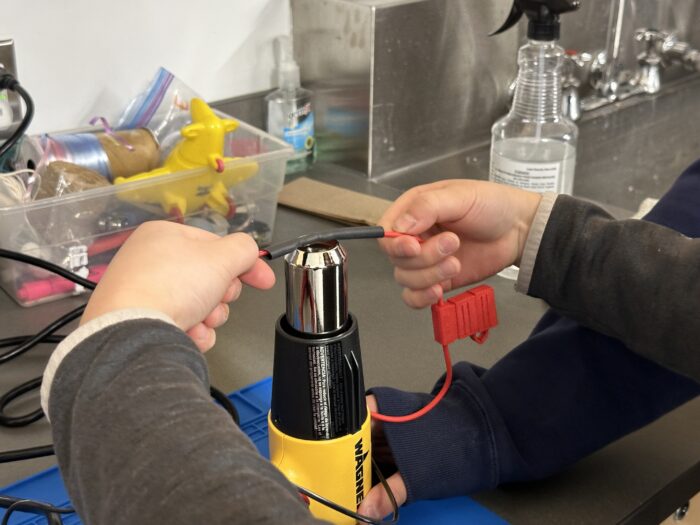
[491,0,581,41]
[274,35,301,90]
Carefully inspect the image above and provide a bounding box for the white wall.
[1,0,291,132]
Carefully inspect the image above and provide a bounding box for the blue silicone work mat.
[0,377,508,524]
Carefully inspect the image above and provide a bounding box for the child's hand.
[81,221,275,352]
[358,394,408,519]
[379,180,541,308]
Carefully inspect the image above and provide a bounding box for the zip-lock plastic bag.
[0,169,56,281]
[118,68,201,159]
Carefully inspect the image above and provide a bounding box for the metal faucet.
[561,51,593,121]
[635,29,665,94]
[581,29,700,111]
[637,29,700,74]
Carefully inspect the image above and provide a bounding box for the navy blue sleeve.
[370,363,522,502]
[372,331,699,502]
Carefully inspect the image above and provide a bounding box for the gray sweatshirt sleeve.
[47,318,326,525]
[521,195,700,383]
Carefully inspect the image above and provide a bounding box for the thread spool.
[16,129,159,181]
[97,129,159,179]
[36,161,110,200]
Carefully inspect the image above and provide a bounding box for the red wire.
[370,283,453,423]
[383,230,425,243]
[371,342,453,423]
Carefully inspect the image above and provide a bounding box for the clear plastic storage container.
[0,117,293,306]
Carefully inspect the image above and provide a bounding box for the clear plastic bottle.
[265,36,316,174]
[491,40,578,195]
[490,39,578,280]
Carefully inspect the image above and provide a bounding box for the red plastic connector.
[372,285,498,424]
[431,285,498,346]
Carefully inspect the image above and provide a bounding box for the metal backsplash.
[292,0,517,177]
[293,0,700,179]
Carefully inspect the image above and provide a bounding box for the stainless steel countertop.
[0,165,697,524]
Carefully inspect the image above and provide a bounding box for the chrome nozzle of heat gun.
[284,241,348,335]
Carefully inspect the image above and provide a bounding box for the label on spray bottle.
[490,156,562,192]
[284,102,315,157]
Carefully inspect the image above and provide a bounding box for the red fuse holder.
[432,285,498,346]
[372,285,498,424]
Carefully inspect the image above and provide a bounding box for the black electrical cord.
[0,444,54,464]
[0,305,85,429]
[210,385,240,426]
[0,376,43,427]
[296,458,399,524]
[262,226,386,260]
[0,245,80,523]
[0,73,34,159]
[0,305,84,366]
[0,496,73,525]
[0,244,97,516]
[0,386,238,464]
[0,335,64,347]
[0,251,92,429]
[0,249,96,291]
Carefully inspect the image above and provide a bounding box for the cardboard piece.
[278,177,393,226]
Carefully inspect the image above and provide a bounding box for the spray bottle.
[266,35,316,174]
[490,0,580,195]
[490,0,581,280]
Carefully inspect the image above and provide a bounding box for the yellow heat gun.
[268,240,372,524]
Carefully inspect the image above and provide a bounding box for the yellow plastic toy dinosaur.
[113,98,258,220]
